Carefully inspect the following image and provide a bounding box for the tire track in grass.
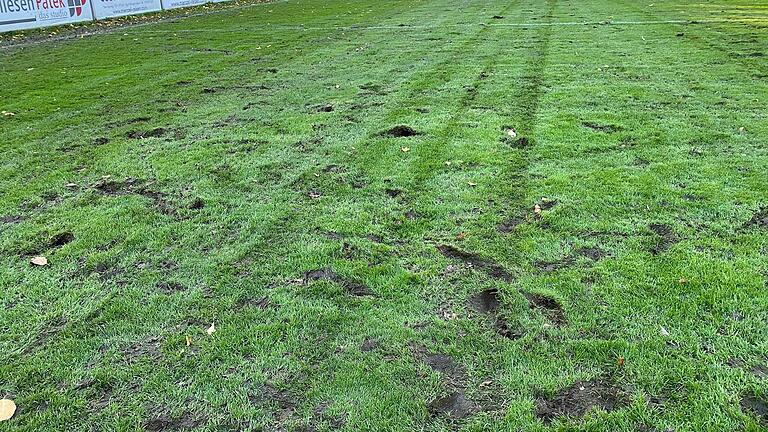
[433,0,559,269]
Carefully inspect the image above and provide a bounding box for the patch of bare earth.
[535,379,626,424]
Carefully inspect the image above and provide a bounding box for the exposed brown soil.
[157,281,186,293]
[144,411,206,431]
[126,128,167,139]
[524,293,566,325]
[304,267,373,296]
[535,257,575,273]
[497,216,524,233]
[467,289,500,314]
[23,315,67,354]
[741,393,768,425]
[436,245,514,282]
[122,336,162,363]
[50,231,75,248]
[536,199,559,211]
[746,207,768,228]
[382,125,420,137]
[576,247,606,261]
[385,188,403,198]
[188,198,205,210]
[0,215,24,224]
[360,337,378,352]
[535,378,625,424]
[428,392,474,419]
[649,223,678,255]
[93,178,178,217]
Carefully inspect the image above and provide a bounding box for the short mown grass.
[1,0,767,431]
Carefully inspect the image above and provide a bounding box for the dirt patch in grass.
[93,137,109,146]
[436,244,514,282]
[50,231,75,248]
[382,125,420,137]
[93,178,179,217]
[467,289,500,313]
[535,378,625,424]
[740,393,768,425]
[126,128,167,139]
[494,318,523,339]
[23,315,67,354]
[255,383,298,421]
[536,199,559,211]
[746,207,768,228]
[535,257,575,273]
[0,215,24,225]
[304,267,373,296]
[385,188,403,198]
[467,289,522,339]
[582,122,621,133]
[428,392,475,419]
[503,136,531,149]
[144,411,206,431]
[122,336,162,363]
[498,216,524,233]
[157,281,186,293]
[360,337,378,352]
[524,293,566,325]
[576,247,606,261]
[649,223,678,255]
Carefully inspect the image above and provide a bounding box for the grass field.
[1,0,768,430]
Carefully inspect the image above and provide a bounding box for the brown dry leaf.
[0,399,16,422]
[617,357,625,367]
[30,256,48,266]
[206,323,216,336]
[456,232,466,241]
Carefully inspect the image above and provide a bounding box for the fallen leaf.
[30,256,48,266]
[678,278,688,284]
[1,111,15,117]
[456,232,466,240]
[467,181,477,187]
[444,161,452,166]
[206,323,216,336]
[660,326,670,337]
[0,399,16,422]
[185,335,192,346]
[617,357,625,367]
[505,128,516,138]
[534,204,542,215]
[400,147,410,152]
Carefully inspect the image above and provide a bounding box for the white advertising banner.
[0,0,93,32]
[160,0,203,10]
[91,0,160,19]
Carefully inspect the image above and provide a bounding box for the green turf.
[1,0,768,430]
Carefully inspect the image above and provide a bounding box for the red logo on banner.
[67,0,86,16]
